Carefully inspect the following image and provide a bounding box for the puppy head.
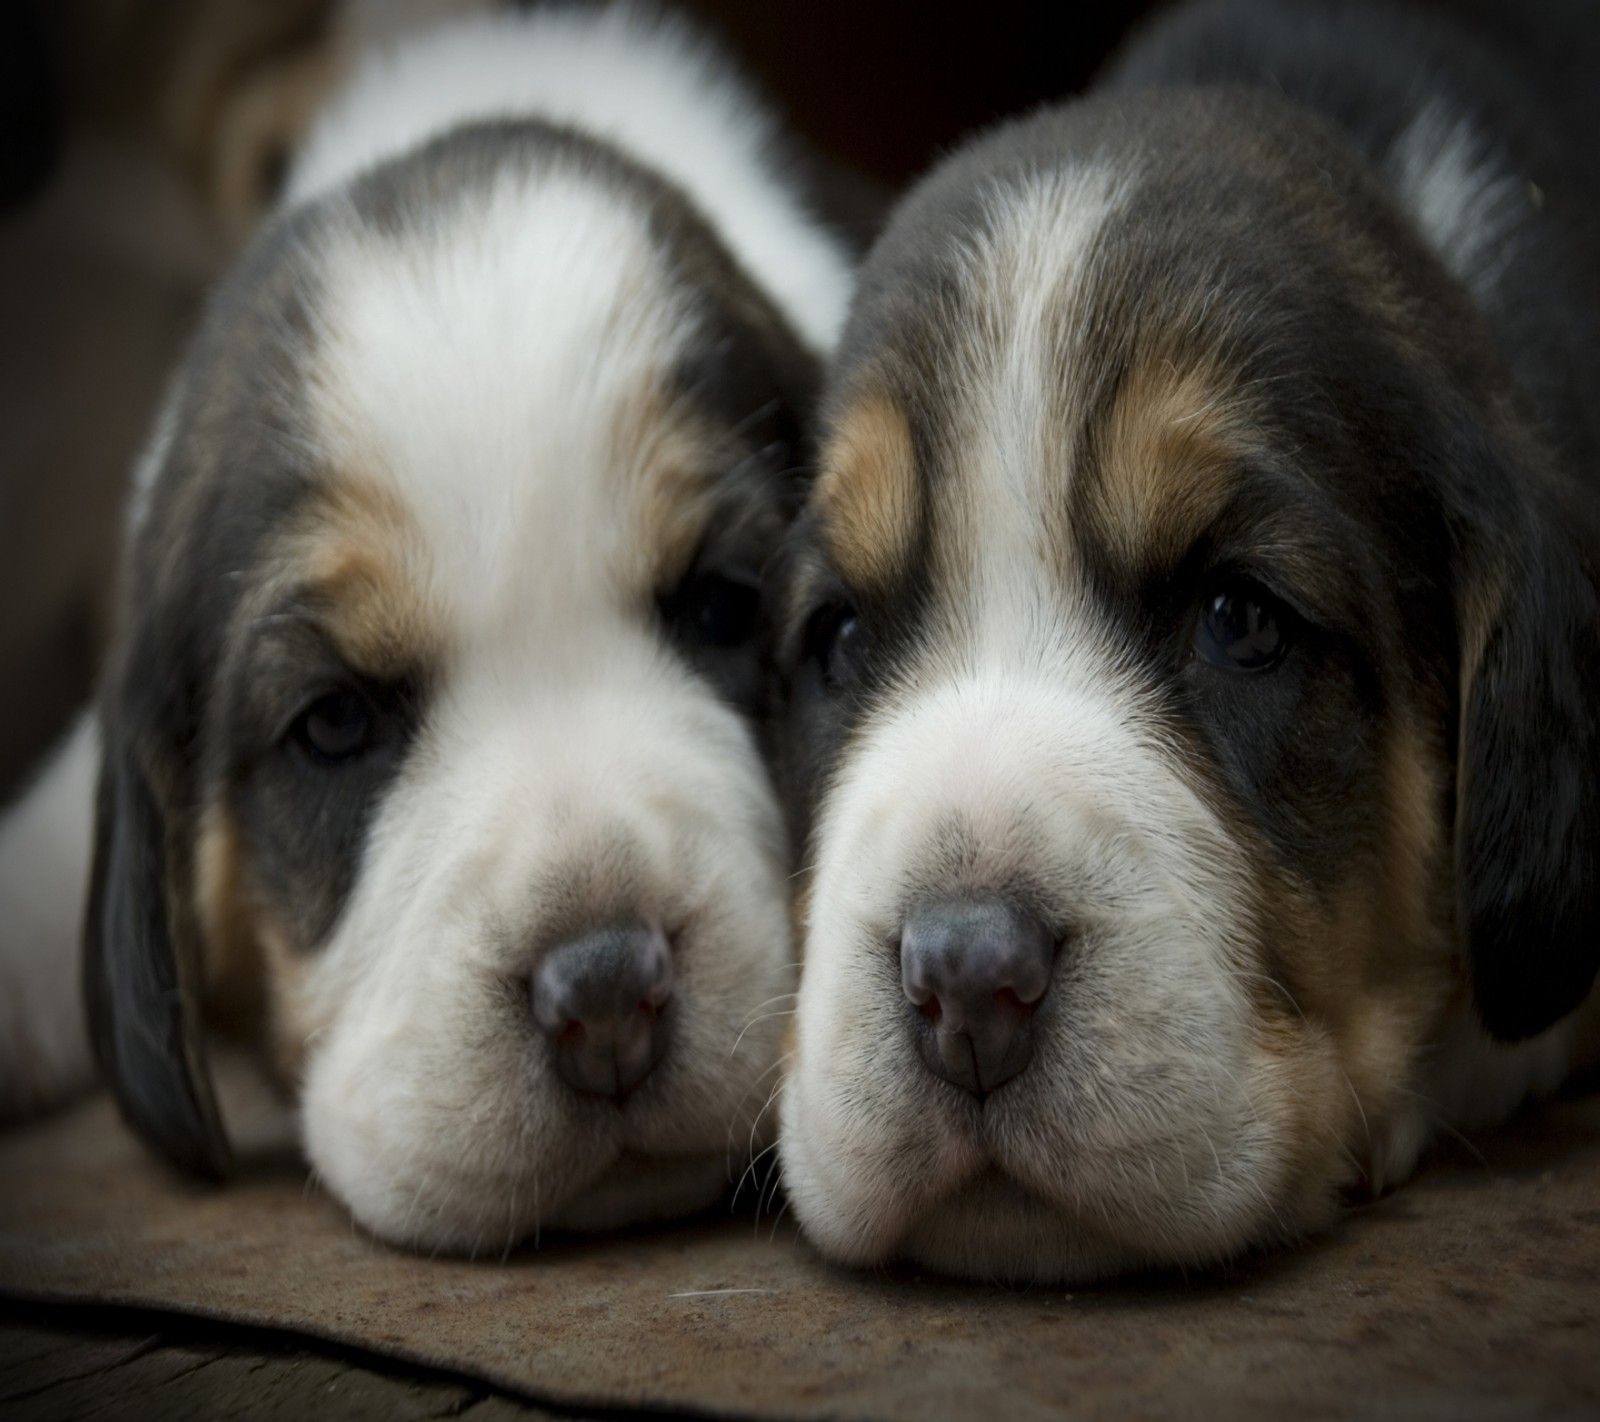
[86,120,823,1250]
[776,91,1600,1282]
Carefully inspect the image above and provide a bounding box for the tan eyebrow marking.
[815,390,920,592]
[608,379,718,594]
[1085,347,1252,572]
[282,471,440,678]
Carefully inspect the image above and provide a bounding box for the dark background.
[685,2,1163,188]
[0,0,1159,801]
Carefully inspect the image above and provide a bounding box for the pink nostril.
[994,986,1038,1017]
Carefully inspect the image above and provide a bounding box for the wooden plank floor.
[0,1304,581,1422]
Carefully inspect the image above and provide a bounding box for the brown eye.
[805,603,870,691]
[1196,580,1291,672]
[292,688,376,763]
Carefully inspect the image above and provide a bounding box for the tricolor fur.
[3,2,853,1253]
[776,0,1600,1283]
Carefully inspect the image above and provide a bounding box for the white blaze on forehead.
[310,168,689,640]
[942,166,1130,634]
[287,3,852,354]
[813,161,1149,897]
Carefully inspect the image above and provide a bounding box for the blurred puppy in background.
[0,1,853,1255]
[776,0,1600,1282]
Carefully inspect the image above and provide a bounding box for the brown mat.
[1,1066,1597,1421]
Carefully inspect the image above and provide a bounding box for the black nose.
[901,897,1057,1097]
[531,923,673,1099]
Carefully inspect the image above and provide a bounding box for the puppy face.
[776,93,1600,1282]
[87,122,822,1252]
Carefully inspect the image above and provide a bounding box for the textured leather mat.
[1,1068,1597,1421]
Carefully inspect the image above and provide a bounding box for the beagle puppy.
[1,2,853,1253]
[775,0,1600,1282]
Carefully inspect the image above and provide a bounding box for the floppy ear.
[83,722,233,1178]
[1456,500,1600,1043]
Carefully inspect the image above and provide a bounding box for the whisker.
[731,1137,782,1211]
[729,1006,798,1057]
[722,1046,795,1149]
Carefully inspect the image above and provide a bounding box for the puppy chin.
[898,1174,1150,1286]
[780,1091,1302,1286]
[773,1082,939,1272]
[305,1106,726,1252]
[295,1012,660,1251]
